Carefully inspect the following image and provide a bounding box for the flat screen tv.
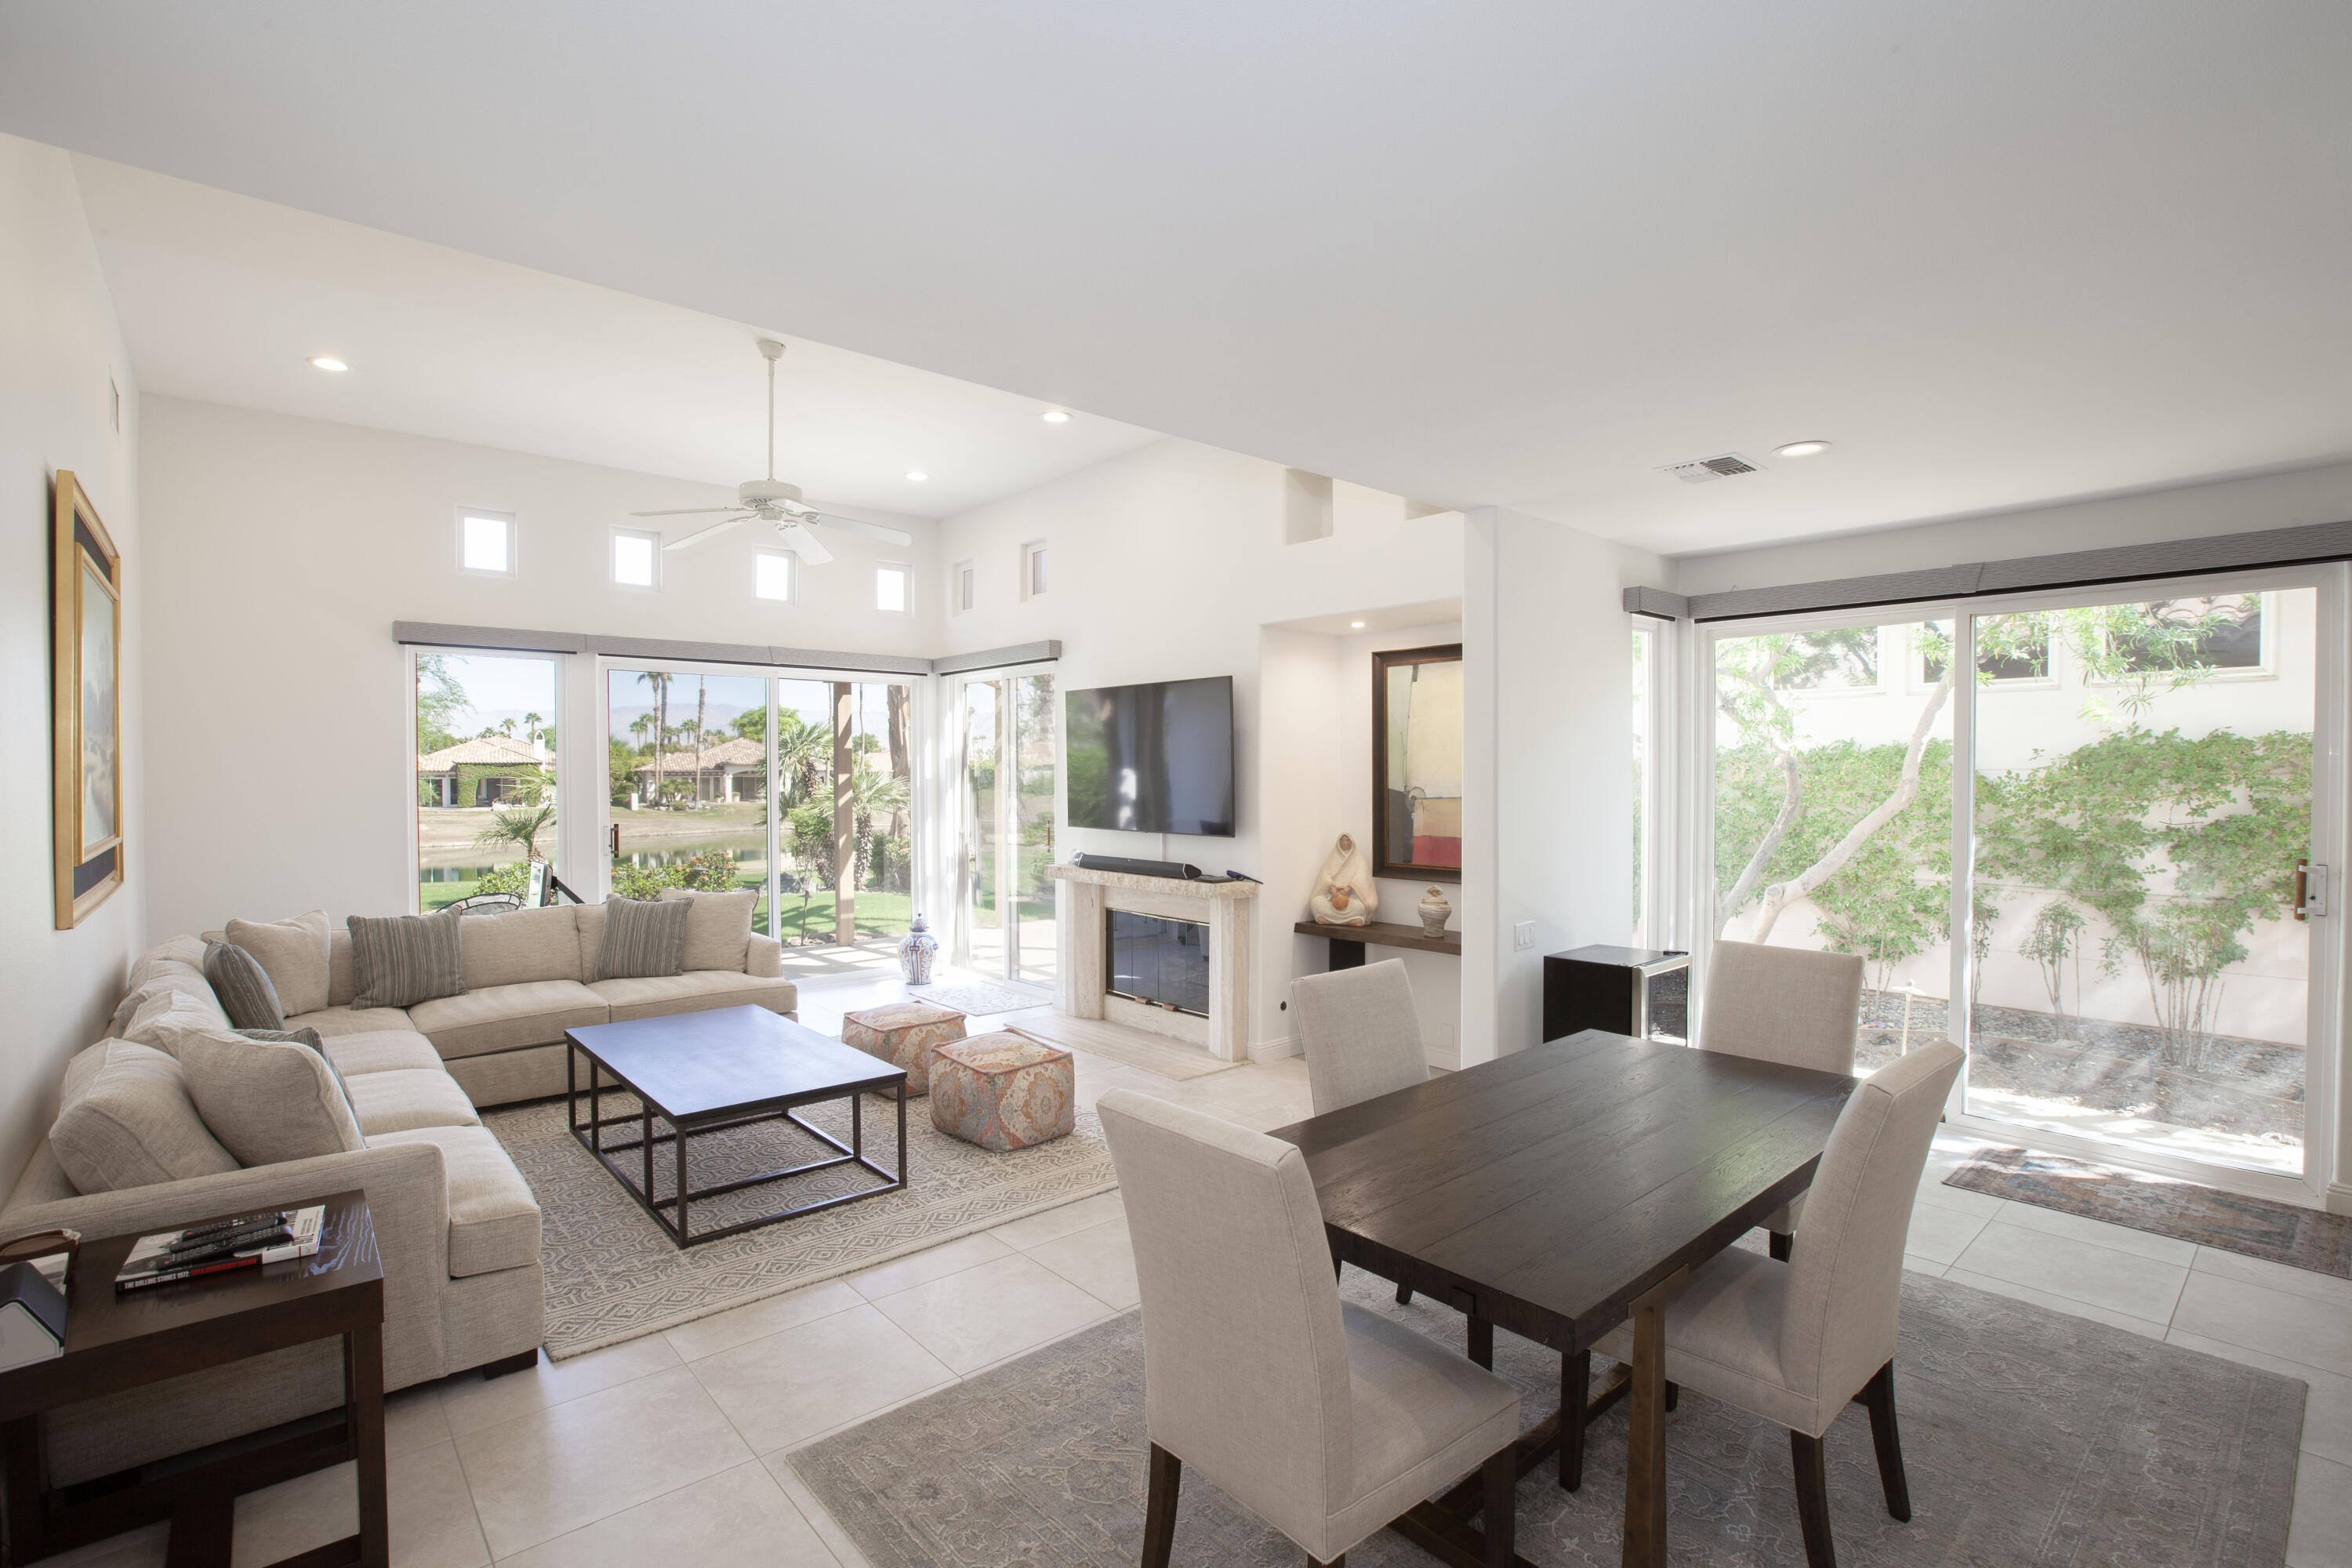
[1065,675,1235,837]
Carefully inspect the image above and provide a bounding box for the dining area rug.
[1945,1146,2352,1278]
[789,1268,2306,1566]
[485,1091,1118,1359]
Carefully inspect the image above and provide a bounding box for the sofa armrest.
[747,934,782,978]
[1,1142,454,1385]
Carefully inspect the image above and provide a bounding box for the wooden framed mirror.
[1371,643,1462,883]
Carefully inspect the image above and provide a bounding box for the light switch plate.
[1514,921,1536,950]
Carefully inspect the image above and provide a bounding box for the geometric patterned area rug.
[486,1093,1117,1359]
[791,1269,2307,1566]
[1946,1146,2352,1279]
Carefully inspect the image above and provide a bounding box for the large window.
[961,671,1058,986]
[772,679,915,946]
[415,652,558,910]
[607,668,771,930]
[1704,579,2331,1187]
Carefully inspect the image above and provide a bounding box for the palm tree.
[497,717,517,738]
[523,710,543,745]
[635,671,673,808]
[848,759,910,891]
[477,801,557,862]
[691,676,708,804]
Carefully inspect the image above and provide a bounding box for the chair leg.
[1396,1280,1414,1306]
[1334,1257,1344,1283]
[1859,1360,1912,1522]
[1769,1231,1794,1262]
[1664,1379,1679,1413]
[1790,1430,1835,1568]
[1482,1443,1516,1568]
[1142,1443,1181,1568]
[1559,1348,1590,1491]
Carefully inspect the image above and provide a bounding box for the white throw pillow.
[225,910,333,1017]
[178,1030,366,1167]
[656,887,758,972]
[50,1041,241,1194]
[122,983,234,1054]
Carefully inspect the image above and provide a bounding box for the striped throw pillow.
[347,909,467,1009]
[202,941,286,1031]
[597,896,691,980]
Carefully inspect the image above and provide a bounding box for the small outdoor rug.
[1000,1007,1243,1082]
[486,1091,1117,1359]
[902,981,1054,1019]
[790,1268,2305,1567]
[1946,1147,2352,1279]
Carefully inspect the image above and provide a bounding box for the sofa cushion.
[656,888,757,973]
[588,971,800,1023]
[459,904,583,991]
[285,1004,416,1038]
[321,1030,447,1077]
[126,935,208,993]
[203,941,287,1031]
[348,909,466,1010]
[121,985,235,1056]
[225,910,333,1016]
[594,898,690,981]
[111,972,226,1040]
[573,902,604,982]
[343,1069,482,1136]
[50,1041,241,1194]
[365,1126,542,1277]
[408,981,608,1060]
[179,1032,367,1167]
[328,925,357,1007]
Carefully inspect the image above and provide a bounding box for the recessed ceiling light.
[1040,410,1071,423]
[308,356,348,372]
[905,470,928,482]
[1350,621,1367,629]
[1775,439,1830,459]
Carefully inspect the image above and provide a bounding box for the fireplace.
[1106,911,1210,1017]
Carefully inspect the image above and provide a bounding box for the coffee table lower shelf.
[566,1042,908,1247]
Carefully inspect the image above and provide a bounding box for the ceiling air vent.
[1661,454,1759,485]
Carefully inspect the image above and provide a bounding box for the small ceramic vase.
[899,913,939,985]
[1417,886,1452,938]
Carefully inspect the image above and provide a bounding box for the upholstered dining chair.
[1700,940,1866,1260]
[1098,1089,1521,1568]
[1292,960,1434,1302]
[1596,1039,1964,1568]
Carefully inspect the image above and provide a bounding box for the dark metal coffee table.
[564,1004,909,1247]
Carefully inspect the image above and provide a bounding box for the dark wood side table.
[1293,918,1463,970]
[0,1191,388,1568]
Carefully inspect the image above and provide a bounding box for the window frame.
[875,561,913,615]
[1020,539,1049,601]
[609,525,662,592]
[456,507,519,578]
[753,548,799,605]
[953,558,976,615]
[408,644,561,913]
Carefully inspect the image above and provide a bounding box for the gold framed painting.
[53,470,123,928]
[1370,642,1463,883]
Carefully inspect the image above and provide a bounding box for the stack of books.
[114,1207,325,1294]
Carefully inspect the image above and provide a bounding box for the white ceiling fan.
[633,338,913,566]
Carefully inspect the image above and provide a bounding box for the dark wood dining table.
[1267,1029,1857,1568]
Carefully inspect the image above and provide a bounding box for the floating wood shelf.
[1294,920,1462,963]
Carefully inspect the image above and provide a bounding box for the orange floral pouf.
[928,1032,1076,1151]
[841,1002,967,1096]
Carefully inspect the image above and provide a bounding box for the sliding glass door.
[415,651,560,910]
[1704,570,2340,1194]
[960,671,1057,987]
[601,662,914,948]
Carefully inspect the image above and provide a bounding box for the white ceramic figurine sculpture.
[1308,833,1377,926]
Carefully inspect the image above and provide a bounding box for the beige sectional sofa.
[0,898,798,1487]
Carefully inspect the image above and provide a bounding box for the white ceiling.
[6,2,2350,554]
[65,157,1160,518]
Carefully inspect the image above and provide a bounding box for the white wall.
[0,135,144,1182]
[934,440,1466,1054]
[1673,459,2352,597]
[1465,509,1667,1064]
[138,397,938,938]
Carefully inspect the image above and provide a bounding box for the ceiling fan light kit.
[632,338,915,568]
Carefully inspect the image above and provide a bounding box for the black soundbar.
[1069,852,1204,880]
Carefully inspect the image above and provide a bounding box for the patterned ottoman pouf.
[929,1032,1076,1152]
[840,1002,967,1096]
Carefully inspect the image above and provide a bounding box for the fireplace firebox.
[1106,910,1210,1017]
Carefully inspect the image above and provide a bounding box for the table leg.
[853,1085,864,1164]
[675,1117,691,1243]
[163,1487,231,1568]
[348,1323,390,1568]
[642,1101,654,1200]
[1559,1348,1591,1491]
[1466,1316,1494,1370]
[897,1080,909,1187]
[5,1413,45,1560]
[1621,1267,1687,1568]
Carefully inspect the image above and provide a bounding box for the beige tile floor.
[48,964,2352,1567]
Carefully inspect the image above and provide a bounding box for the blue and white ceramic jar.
[899,913,939,985]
